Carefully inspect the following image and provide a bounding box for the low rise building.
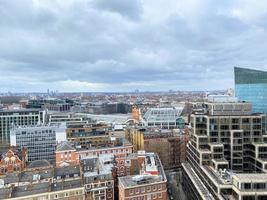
[55,139,133,168]
[118,152,168,200]
[81,155,114,200]
[0,165,84,200]
[0,148,27,175]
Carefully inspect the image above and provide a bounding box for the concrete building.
[0,109,45,146]
[10,126,57,163]
[125,127,189,169]
[182,97,267,200]
[118,151,168,200]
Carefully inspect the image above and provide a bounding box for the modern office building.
[66,124,111,149]
[10,126,57,163]
[47,112,91,126]
[182,97,267,200]
[0,109,45,146]
[118,151,168,200]
[234,67,267,114]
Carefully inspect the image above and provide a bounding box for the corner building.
[182,98,267,200]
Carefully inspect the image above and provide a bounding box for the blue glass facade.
[234,67,267,114]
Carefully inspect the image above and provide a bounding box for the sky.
[1,0,267,92]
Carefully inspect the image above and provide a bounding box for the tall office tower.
[10,126,57,163]
[234,67,267,114]
[182,97,267,200]
[0,109,45,146]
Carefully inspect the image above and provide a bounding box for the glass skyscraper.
[234,67,267,114]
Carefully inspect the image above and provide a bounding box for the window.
[158,184,162,190]
[141,187,145,193]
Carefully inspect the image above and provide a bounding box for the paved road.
[166,170,187,200]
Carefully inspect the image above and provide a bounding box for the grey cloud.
[1,0,267,92]
[91,0,143,20]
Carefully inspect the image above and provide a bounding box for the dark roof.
[51,179,82,191]
[234,67,267,84]
[54,165,80,177]
[28,160,51,169]
[11,183,50,198]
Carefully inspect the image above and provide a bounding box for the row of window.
[129,184,163,195]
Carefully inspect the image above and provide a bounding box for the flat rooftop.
[119,153,166,188]
[119,174,164,188]
[233,173,267,182]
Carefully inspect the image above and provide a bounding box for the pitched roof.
[56,142,75,152]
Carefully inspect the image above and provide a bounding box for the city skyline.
[1,0,267,92]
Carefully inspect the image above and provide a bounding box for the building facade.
[81,155,114,200]
[0,148,27,175]
[10,126,57,163]
[66,125,111,149]
[235,67,267,115]
[0,109,44,146]
[182,99,267,200]
[125,127,189,169]
[118,152,168,200]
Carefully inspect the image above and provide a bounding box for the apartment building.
[182,97,267,200]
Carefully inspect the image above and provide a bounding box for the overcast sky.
[1,0,267,92]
